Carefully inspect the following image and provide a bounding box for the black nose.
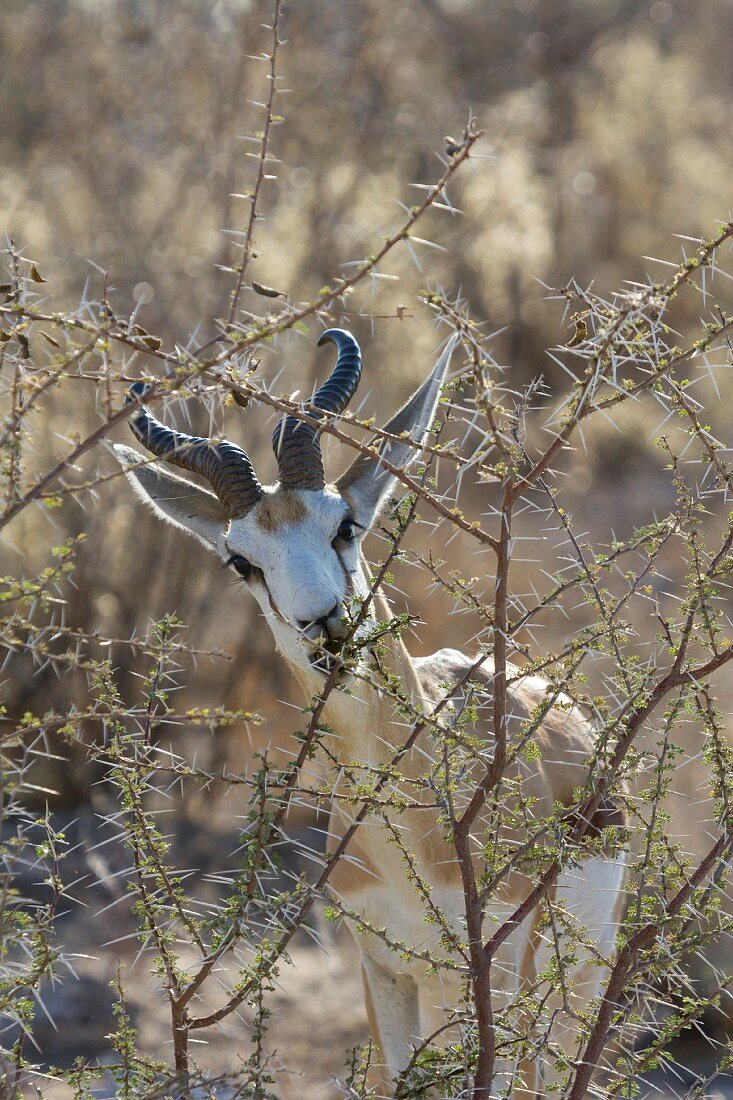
[297,604,339,631]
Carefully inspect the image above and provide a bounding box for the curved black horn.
[272,329,362,490]
[126,382,262,519]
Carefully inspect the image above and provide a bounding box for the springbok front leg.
[359,951,421,1093]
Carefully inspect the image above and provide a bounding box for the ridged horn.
[126,382,262,519]
[272,329,362,490]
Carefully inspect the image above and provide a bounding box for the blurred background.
[2,0,733,1093]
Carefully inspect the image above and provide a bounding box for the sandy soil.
[17,932,367,1098]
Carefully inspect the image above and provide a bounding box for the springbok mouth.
[309,652,340,676]
[308,638,348,676]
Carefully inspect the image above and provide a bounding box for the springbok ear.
[111,444,228,552]
[336,334,459,525]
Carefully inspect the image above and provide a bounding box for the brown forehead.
[254,490,308,533]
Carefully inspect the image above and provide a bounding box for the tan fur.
[254,489,307,532]
[283,596,627,1095]
[328,842,383,896]
[361,963,389,1092]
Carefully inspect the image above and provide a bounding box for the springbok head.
[113,330,456,673]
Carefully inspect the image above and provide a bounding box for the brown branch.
[225,0,283,330]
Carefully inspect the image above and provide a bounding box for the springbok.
[112,330,627,1097]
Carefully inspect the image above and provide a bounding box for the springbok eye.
[227,554,252,580]
[335,520,356,543]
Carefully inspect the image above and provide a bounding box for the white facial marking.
[224,486,372,671]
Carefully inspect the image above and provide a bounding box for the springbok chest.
[342,875,464,979]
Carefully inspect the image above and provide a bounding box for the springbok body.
[113,331,626,1097]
